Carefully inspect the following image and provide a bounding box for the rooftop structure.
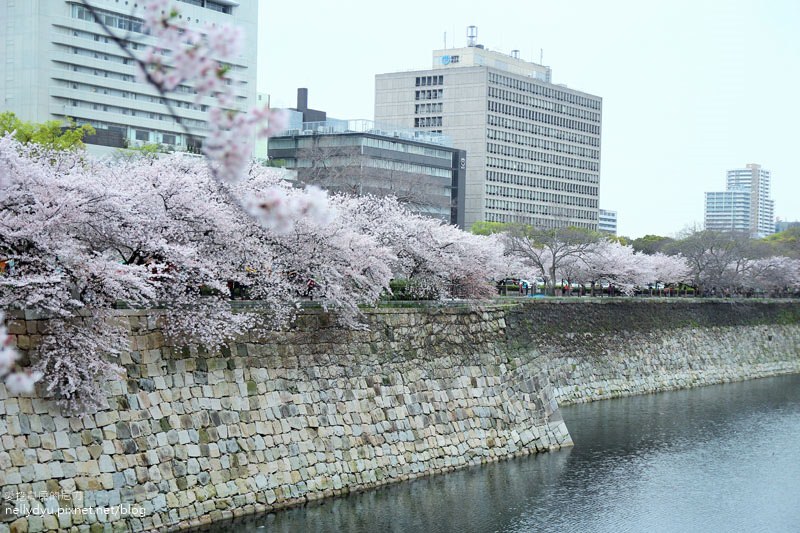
[282,119,452,147]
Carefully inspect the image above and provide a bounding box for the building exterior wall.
[431,46,551,81]
[269,127,465,225]
[375,48,602,231]
[705,189,751,233]
[705,164,775,238]
[0,0,258,153]
[598,208,617,235]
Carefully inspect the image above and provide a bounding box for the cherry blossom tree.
[670,230,756,294]
[484,224,692,297]
[1,139,390,411]
[738,256,800,296]
[637,252,692,295]
[78,0,329,233]
[504,225,599,295]
[0,147,38,393]
[0,137,150,410]
[571,240,642,295]
[229,171,395,326]
[544,240,690,297]
[334,195,508,299]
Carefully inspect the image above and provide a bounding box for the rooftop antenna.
[540,48,544,64]
[467,25,478,47]
[511,49,520,59]
[443,31,447,49]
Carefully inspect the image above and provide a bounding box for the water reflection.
[199,375,800,533]
[211,450,572,533]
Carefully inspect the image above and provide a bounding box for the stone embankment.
[505,300,800,405]
[1,299,798,532]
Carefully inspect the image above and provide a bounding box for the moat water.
[202,374,800,533]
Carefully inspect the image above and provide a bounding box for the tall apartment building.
[375,30,602,230]
[598,209,617,235]
[704,163,775,238]
[0,0,257,153]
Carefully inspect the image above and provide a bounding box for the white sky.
[257,0,800,238]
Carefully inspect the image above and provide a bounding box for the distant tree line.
[473,222,800,298]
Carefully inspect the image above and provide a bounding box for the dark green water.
[201,374,800,533]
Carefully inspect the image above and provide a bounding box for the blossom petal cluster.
[134,1,288,188]
[0,316,43,394]
[74,0,328,231]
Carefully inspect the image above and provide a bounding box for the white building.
[375,30,602,230]
[705,164,775,238]
[0,0,257,154]
[598,209,617,235]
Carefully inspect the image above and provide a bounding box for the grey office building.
[375,33,602,230]
[269,119,466,226]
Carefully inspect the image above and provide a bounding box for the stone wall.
[504,299,800,405]
[1,306,570,533]
[1,300,799,533]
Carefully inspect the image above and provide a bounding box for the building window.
[71,4,144,34]
[135,130,149,142]
[415,75,444,87]
[415,89,443,100]
[414,116,443,128]
[178,0,232,13]
[206,1,232,13]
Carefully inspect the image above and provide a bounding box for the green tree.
[0,111,95,151]
[265,157,287,168]
[630,234,675,255]
[763,227,800,258]
[470,221,510,236]
[113,142,168,161]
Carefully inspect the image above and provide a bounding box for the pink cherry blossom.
[5,370,44,395]
[84,0,325,228]
[0,313,43,395]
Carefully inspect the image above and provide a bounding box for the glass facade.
[268,127,464,225]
